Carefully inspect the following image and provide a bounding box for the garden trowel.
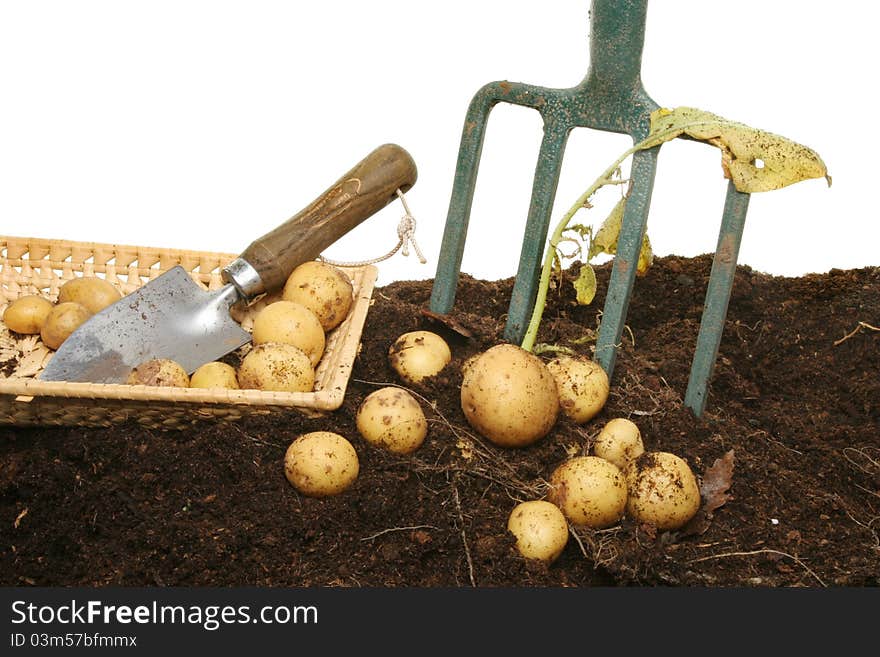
[40,143,417,384]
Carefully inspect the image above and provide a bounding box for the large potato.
[388,330,452,384]
[547,455,627,528]
[625,452,701,530]
[282,260,354,332]
[460,343,558,448]
[251,300,325,368]
[40,301,91,350]
[57,276,122,314]
[507,500,569,564]
[3,295,54,335]
[284,431,359,497]
[236,342,314,393]
[546,354,610,424]
[126,358,190,387]
[592,418,645,471]
[356,386,428,455]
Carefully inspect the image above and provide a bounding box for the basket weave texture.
[0,235,377,429]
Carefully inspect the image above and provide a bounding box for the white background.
[1,1,874,288]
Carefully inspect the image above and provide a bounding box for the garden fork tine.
[429,0,753,417]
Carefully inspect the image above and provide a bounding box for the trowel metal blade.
[39,266,251,384]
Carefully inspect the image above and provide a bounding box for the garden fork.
[429,0,751,417]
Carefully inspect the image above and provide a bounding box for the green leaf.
[648,107,830,193]
[573,264,597,305]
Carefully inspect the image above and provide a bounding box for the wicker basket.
[0,235,377,429]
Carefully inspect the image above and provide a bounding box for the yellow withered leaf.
[649,107,831,193]
[588,196,654,277]
[573,264,597,305]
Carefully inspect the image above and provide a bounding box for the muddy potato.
[57,276,121,314]
[625,451,701,530]
[593,417,645,470]
[507,500,569,564]
[460,343,559,448]
[126,358,190,387]
[546,354,610,424]
[189,361,239,390]
[284,431,359,497]
[251,300,325,368]
[388,330,452,384]
[3,295,54,335]
[282,260,354,332]
[547,455,627,528]
[236,342,314,393]
[356,386,428,455]
[40,301,91,350]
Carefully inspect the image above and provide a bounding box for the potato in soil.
[126,359,190,387]
[460,343,558,448]
[625,451,701,530]
[237,342,314,393]
[547,455,627,528]
[507,500,569,564]
[592,417,645,471]
[546,354,610,424]
[356,386,428,455]
[57,276,122,314]
[388,330,452,385]
[282,260,354,331]
[40,301,91,350]
[3,295,54,335]
[284,431,359,497]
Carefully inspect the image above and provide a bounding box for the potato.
[625,451,701,530]
[460,343,558,448]
[282,260,354,331]
[546,354,610,424]
[251,300,325,368]
[284,431,359,497]
[356,386,428,455]
[547,455,627,528]
[3,295,54,335]
[57,276,121,314]
[507,500,569,564]
[236,342,314,393]
[388,330,452,384]
[126,358,190,387]
[593,418,645,470]
[190,361,239,389]
[40,301,91,350]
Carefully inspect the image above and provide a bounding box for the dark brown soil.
[1,255,878,587]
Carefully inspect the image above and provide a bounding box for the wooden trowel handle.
[238,143,417,293]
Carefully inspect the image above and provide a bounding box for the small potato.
[625,452,701,530]
[190,361,240,389]
[282,260,354,331]
[251,300,325,368]
[40,301,91,350]
[3,295,54,335]
[126,358,190,387]
[547,455,627,528]
[388,330,452,385]
[546,355,610,424]
[507,500,569,564]
[356,386,428,455]
[593,418,645,471]
[284,431,359,497]
[460,343,559,448]
[57,276,121,314]
[236,342,314,393]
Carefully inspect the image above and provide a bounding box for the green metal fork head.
[429,0,753,417]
